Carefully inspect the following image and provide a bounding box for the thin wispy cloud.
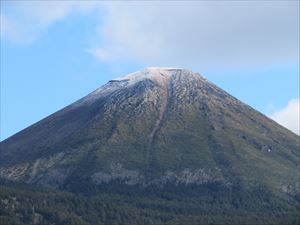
[85,48,111,62]
[0,1,98,43]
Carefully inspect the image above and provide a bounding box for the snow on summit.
[113,67,182,86]
[77,68,193,107]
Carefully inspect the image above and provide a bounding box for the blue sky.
[1,1,299,140]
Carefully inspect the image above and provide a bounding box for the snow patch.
[112,67,180,87]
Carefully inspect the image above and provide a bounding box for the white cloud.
[91,1,299,68]
[0,1,99,43]
[270,99,300,135]
[1,1,299,68]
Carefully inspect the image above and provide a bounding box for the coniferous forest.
[1,179,299,225]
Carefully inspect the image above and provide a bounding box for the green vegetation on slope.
[1,180,299,225]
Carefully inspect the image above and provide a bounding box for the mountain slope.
[0,68,299,224]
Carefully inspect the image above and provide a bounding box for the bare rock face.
[91,162,221,187]
[92,163,143,186]
[1,68,299,195]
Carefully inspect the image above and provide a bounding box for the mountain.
[1,67,299,225]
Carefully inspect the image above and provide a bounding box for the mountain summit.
[1,68,299,224]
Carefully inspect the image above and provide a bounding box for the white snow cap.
[72,67,197,108]
[113,67,182,85]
